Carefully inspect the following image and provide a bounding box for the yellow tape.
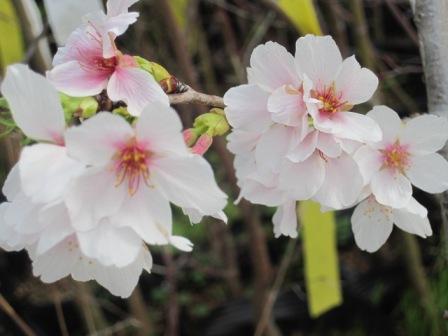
[275,0,323,35]
[0,0,24,73]
[299,201,342,317]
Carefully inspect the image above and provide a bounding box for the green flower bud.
[79,97,99,119]
[134,56,171,82]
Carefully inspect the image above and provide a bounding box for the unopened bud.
[191,134,213,156]
[80,97,99,118]
[194,110,229,137]
[134,56,171,82]
[183,128,199,147]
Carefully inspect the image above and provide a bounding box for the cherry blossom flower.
[354,105,448,208]
[224,37,369,231]
[84,0,140,58]
[297,35,382,143]
[63,102,227,263]
[0,64,193,297]
[351,195,432,252]
[47,26,168,116]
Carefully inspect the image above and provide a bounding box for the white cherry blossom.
[354,105,448,208]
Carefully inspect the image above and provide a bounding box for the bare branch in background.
[0,293,37,336]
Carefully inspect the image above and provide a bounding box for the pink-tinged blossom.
[63,103,227,260]
[47,27,168,116]
[84,0,140,58]
[297,35,382,143]
[224,36,373,237]
[0,65,184,297]
[351,195,432,252]
[354,106,448,208]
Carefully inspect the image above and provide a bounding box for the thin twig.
[53,293,70,336]
[384,0,419,47]
[254,239,298,336]
[0,293,37,336]
[168,87,225,109]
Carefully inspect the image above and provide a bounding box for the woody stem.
[168,86,225,109]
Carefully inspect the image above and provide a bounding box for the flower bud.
[80,97,99,119]
[183,128,199,147]
[191,133,213,156]
[134,56,171,82]
[193,110,229,137]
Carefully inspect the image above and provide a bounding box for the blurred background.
[0,0,447,335]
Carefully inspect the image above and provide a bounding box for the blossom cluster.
[1,0,448,299]
[224,35,448,252]
[0,0,226,297]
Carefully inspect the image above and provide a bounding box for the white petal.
[316,133,342,158]
[367,106,402,145]
[136,102,188,155]
[351,197,394,253]
[313,154,364,209]
[43,0,103,45]
[279,153,325,200]
[353,145,382,184]
[107,67,169,116]
[267,86,306,126]
[407,153,448,193]
[3,194,43,235]
[226,130,260,155]
[255,125,294,173]
[1,64,65,142]
[65,168,126,231]
[32,236,79,283]
[77,220,141,267]
[224,84,272,132]
[2,164,21,201]
[19,144,85,204]
[401,114,448,155]
[107,0,139,17]
[239,178,288,206]
[371,169,412,208]
[65,112,134,166]
[248,41,300,91]
[333,112,382,143]
[151,155,227,216]
[335,56,378,104]
[393,198,432,238]
[36,204,74,256]
[72,247,152,298]
[287,129,318,163]
[295,35,342,84]
[273,201,298,238]
[111,186,172,245]
[169,236,193,252]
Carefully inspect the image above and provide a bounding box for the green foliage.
[400,268,448,335]
[60,93,98,122]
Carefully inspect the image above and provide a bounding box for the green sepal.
[134,56,171,82]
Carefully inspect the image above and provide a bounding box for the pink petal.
[47,60,109,96]
[107,66,169,116]
[248,41,301,91]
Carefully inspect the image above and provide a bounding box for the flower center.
[94,56,118,72]
[313,85,350,114]
[380,141,410,173]
[114,138,151,195]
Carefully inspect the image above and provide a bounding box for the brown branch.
[0,293,37,336]
[254,238,297,336]
[168,87,225,109]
